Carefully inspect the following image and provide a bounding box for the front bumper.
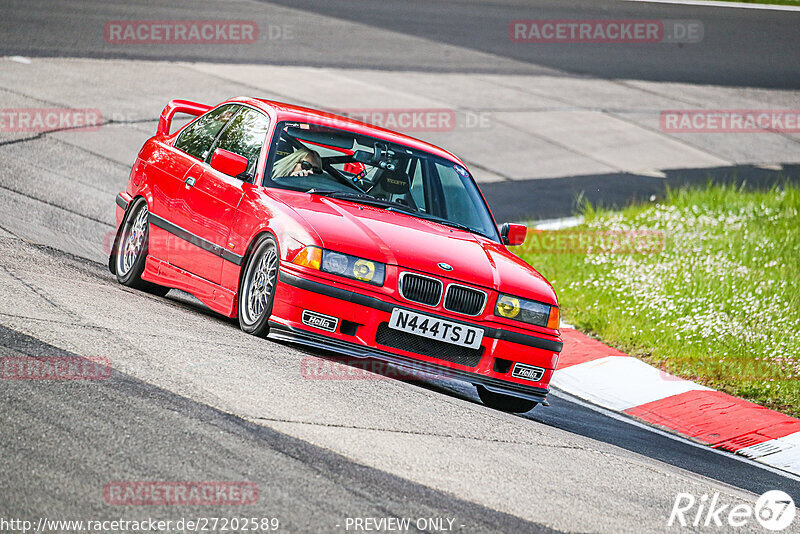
[270,268,561,403]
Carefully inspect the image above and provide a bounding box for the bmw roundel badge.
[438,262,453,271]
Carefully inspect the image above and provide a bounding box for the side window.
[210,107,270,176]
[174,104,239,160]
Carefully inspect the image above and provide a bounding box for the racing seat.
[367,167,418,210]
[272,136,296,163]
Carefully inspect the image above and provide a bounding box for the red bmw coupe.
[110,97,562,412]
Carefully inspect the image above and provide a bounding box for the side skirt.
[143,255,237,317]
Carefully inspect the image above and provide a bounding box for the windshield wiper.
[385,206,481,235]
[309,190,417,214]
[307,188,358,197]
[307,189,379,201]
[428,218,475,233]
[309,189,486,237]
[307,189,401,208]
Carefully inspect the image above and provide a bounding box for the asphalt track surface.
[0,324,555,534]
[3,0,799,225]
[264,0,800,88]
[1,1,800,532]
[1,240,797,533]
[2,0,799,87]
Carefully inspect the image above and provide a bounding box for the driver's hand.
[289,169,314,177]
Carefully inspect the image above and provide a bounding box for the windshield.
[263,121,499,241]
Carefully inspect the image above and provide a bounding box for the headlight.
[322,250,385,286]
[495,294,559,329]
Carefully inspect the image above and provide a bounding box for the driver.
[272,148,323,178]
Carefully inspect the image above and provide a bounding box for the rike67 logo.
[669,490,795,531]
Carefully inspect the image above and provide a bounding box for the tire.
[476,385,538,413]
[113,197,169,297]
[238,235,279,337]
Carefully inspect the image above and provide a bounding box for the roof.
[229,97,464,165]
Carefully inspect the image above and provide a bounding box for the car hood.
[269,190,557,305]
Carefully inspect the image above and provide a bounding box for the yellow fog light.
[353,259,376,282]
[496,295,521,318]
[495,293,553,328]
[321,250,385,286]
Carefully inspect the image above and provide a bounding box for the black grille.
[444,285,486,316]
[399,273,442,306]
[375,323,483,368]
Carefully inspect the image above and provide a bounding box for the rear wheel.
[238,235,279,337]
[114,198,169,296]
[477,385,537,413]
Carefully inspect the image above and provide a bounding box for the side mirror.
[210,148,248,178]
[501,223,527,246]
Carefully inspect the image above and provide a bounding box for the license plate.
[388,308,483,349]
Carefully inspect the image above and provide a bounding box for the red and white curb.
[552,327,800,477]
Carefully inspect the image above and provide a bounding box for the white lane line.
[4,56,32,64]
[625,0,800,12]
[533,216,584,230]
[550,356,711,411]
[549,387,800,482]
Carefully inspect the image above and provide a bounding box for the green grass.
[518,183,800,417]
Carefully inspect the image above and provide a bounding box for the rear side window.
[174,104,239,160]
[210,107,270,176]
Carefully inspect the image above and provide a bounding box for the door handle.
[185,176,197,187]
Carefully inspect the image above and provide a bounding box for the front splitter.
[268,321,550,404]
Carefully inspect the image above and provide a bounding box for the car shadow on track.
[271,343,800,499]
[156,280,799,499]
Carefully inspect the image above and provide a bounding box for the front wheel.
[114,197,169,296]
[477,385,537,413]
[238,235,279,337]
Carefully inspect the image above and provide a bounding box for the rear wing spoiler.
[157,99,212,136]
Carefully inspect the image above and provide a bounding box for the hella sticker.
[302,310,339,333]
[511,363,545,382]
[453,164,469,178]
